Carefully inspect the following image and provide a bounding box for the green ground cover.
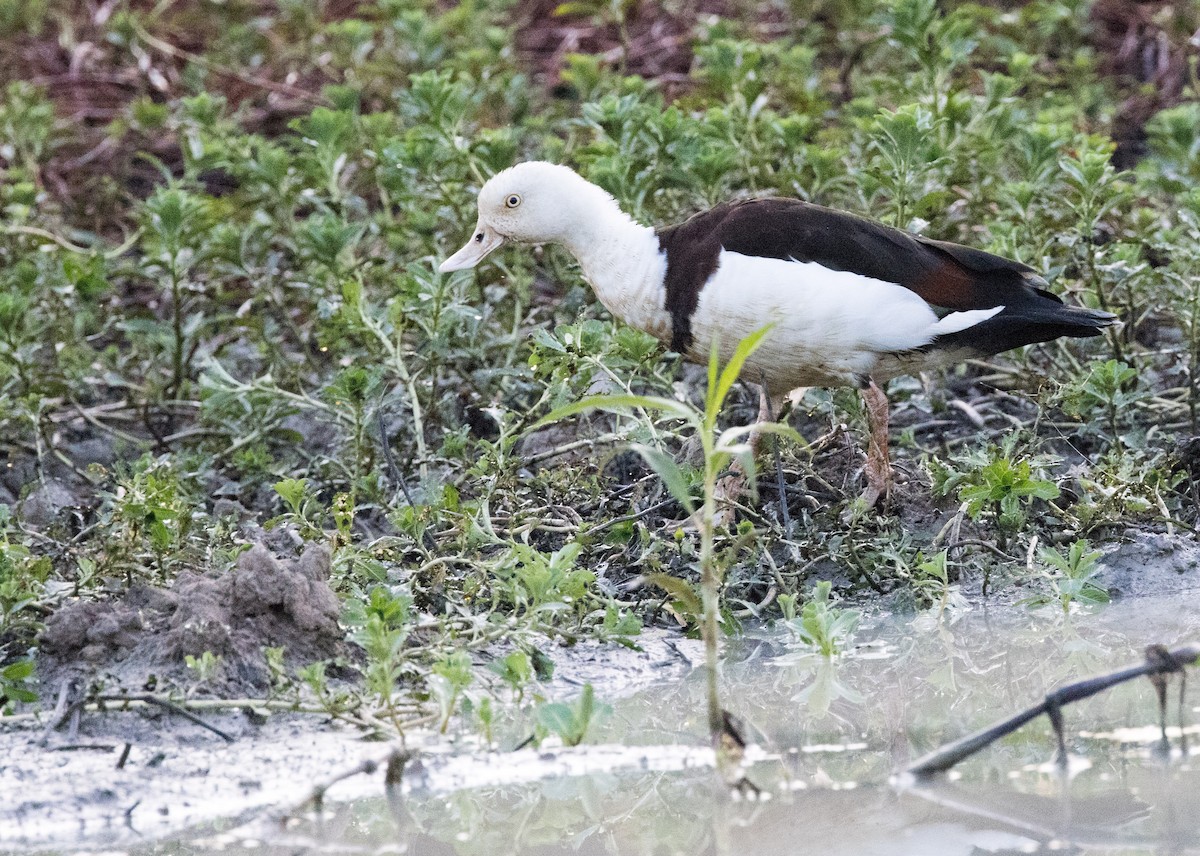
[0,0,1198,733]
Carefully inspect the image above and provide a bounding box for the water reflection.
[200,595,1200,855]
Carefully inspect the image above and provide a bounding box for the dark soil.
[1088,0,1200,168]
[38,542,346,698]
[5,0,1193,233]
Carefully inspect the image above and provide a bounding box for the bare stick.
[907,643,1200,777]
[377,409,419,513]
[98,694,235,743]
[37,681,74,746]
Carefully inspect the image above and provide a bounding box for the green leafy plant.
[346,586,415,724]
[786,581,860,657]
[910,550,961,616]
[535,683,609,747]
[429,650,474,734]
[184,651,223,684]
[1030,539,1110,612]
[489,650,534,701]
[931,439,1061,548]
[1060,359,1146,453]
[491,542,594,618]
[0,506,51,635]
[272,477,326,541]
[535,327,801,749]
[0,657,36,712]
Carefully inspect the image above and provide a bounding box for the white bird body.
[439,161,1115,506]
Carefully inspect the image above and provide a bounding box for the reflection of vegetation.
[285,683,1200,856]
[791,657,867,719]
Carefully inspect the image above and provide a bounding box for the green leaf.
[2,660,34,681]
[274,477,308,512]
[531,393,697,432]
[536,701,575,735]
[629,443,695,514]
[706,324,774,425]
[644,572,703,616]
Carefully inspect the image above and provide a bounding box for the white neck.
[554,192,670,341]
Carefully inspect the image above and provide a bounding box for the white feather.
[568,210,672,343]
[684,251,952,389]
[930,305,1004,335]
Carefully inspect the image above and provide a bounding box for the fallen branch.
[907,643,1200,777]
[97,694,236,742]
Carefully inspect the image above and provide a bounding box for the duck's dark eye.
[474,232,484,243]
[505,194,521,208]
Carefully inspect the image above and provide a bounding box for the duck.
[439,161,1116,509]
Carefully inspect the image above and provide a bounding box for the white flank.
[685,251,989,390]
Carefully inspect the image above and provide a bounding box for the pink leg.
[709,385,779,526]
[859,380,893,509]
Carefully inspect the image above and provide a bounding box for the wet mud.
[5,563,1200,853]
[37,542,345,698]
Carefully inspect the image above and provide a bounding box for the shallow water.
[181,595,1200,856]
[8,594,1200,855]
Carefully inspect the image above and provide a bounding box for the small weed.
[910,550,963,616]
[931,438,1061,549]
[0,657,36,712]
[1028,539,1110,612]
[488,650,534,701]
[535,683,609,747]
[0,507,51,636]
[346,586,415,722]
[786,581,860,657]
[184,651,223,684]
[1059,359,1146,454]
[271,478,326,541]
[537,327,801,748]
[429,650,473,734]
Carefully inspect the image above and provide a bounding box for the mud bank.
[1,529,1197,852]
[36,542,346,698]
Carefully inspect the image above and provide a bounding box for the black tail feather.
[929,304,1117,357]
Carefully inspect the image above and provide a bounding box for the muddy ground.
[2,529,1198,851]
[3,0,1200,848]
[0,623,699,852]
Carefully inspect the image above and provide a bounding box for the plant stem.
[170,260,185,402]
[700,457,723,742]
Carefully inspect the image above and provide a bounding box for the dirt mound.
[38,543,344,697]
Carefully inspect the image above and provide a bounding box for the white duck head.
[439,161,635,273]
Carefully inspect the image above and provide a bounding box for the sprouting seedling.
[532,326,802,752]
[535,683,609,747]
[787,581,860,657]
